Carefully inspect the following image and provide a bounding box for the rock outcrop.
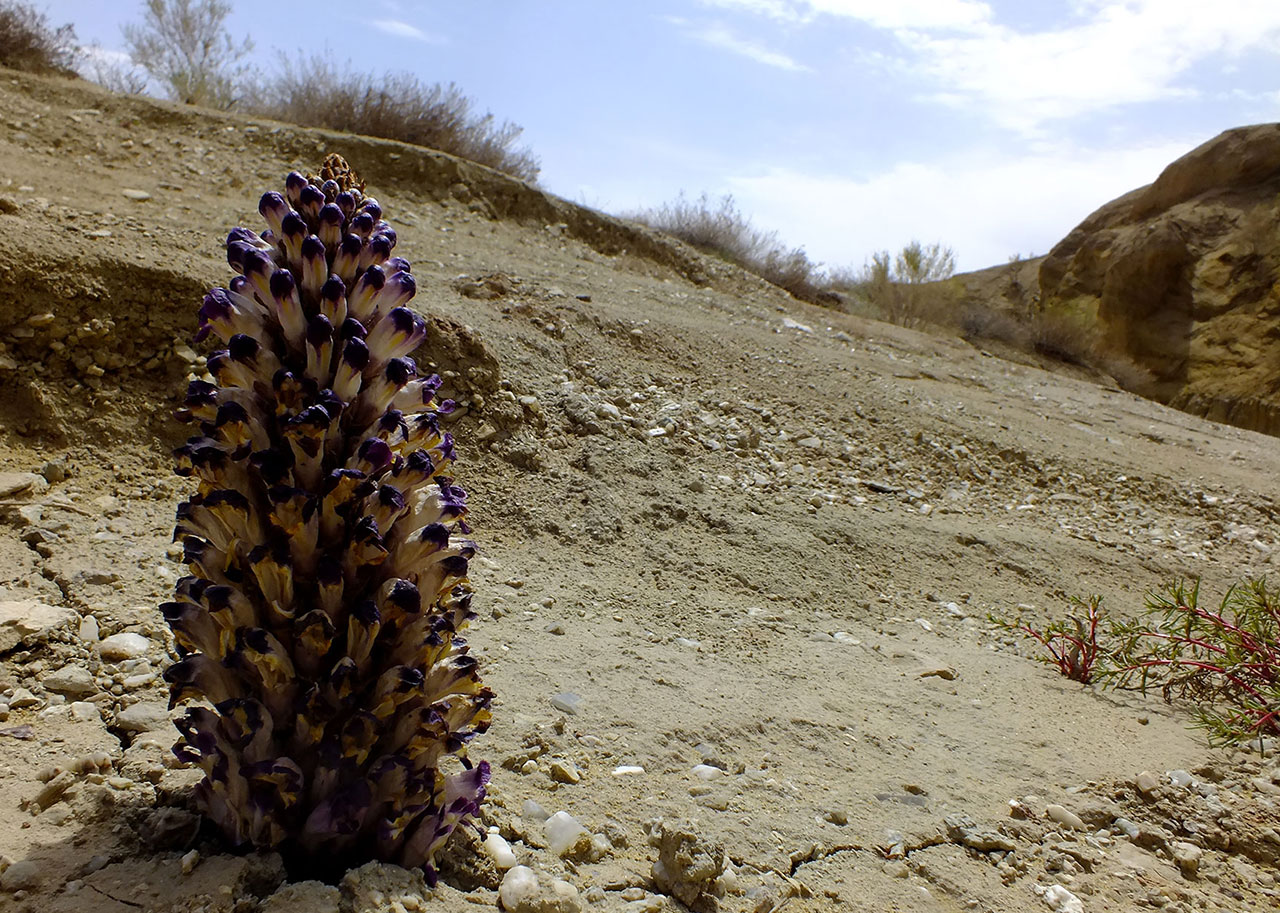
[1039,124,1280,435]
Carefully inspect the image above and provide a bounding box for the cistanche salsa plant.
[162,154,492,880]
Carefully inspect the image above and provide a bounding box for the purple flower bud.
[318,203,344,250]
[258,192,291,238]
[350,212,375,239]
[335,190,356,219]
[284,171,308,206]
[333,233,364,286]
[349,266,387,322]
[333,338,370,401]
[360,199,382,222]
[301,235,328,299]
[269,269,307,347]
[299,182,326,219]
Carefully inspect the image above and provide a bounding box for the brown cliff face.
[1039,125,1280,435]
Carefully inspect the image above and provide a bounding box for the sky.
[53,0,1280,273]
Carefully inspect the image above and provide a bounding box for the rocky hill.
[1039,124,1280,436]
[1,70,1279,913]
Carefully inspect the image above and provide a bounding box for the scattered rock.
[0,859,40,891]
[1046,803,1086,831]
[98,632,151,660]
[1172,841,1203,877]
[498,865,582,913]
[1135,770,1161,800]
[8,688,39,710]
[648,818,726,912]
[43,664,97,697]
[0,600,76,653]
[544,811,592,859]
[550,692,582,715]
[261,881,341,913]
[0,472,41,497]
[115,701,169,733]
[548,759,581,784]
[121,189,151,201]
[340,861,429,913]
[484,833,519,870]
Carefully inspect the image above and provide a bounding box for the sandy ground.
[0,70,1278,913]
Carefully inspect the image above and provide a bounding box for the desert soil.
[0,70,1278,913]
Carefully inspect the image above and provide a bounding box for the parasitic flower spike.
[165,154,491,881]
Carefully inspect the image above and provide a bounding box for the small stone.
[98,632,151,660]
[1172,841,1202,876]
[8,688,39,710]
[691,764,723,781]
[115,700,169,733]
[69,701,99,722]
[549,759,581,784]
[551,692,583,715]
[0,196,18,214]
[918,662,957,680]
[613,765,644,776]
[44,665,97,697]
[522,799,550,823]
[545,812,592,858]
[1115,817,1140,838]
[0,859,40,891]
[1040,884,1083,913]
[1135,771,1161,800]
[78,616,100,643]
[545,622,565,635]
[121,189,151,201]
[1046,804,1086,831]
[823,807,849,826]
[180,850,199,874]
[1168,769,1194,788]
[484,833,518,869]
[499,866,582,913]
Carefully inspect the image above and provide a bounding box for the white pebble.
[483,833,518,869]
[612,765,645,776]
[691,764,723,780]
[544,811,589,856]
[98,632,150,660]
[1041,884,1084,913]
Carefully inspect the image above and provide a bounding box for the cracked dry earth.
[1,70,1280,913]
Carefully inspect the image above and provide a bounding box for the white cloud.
[691,24,811,71]
[721,137,1198,271]
[371,19,437,42]
[900,2,1280,131]
[705,1,1280,130]
[701,0,993,31]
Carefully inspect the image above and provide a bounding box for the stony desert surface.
[0,71,1279,913]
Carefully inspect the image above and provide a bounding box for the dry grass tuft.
[252,55,540,183]
[630,192,832,306]
[0,1,77,75]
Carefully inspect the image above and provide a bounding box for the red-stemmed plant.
[1102,578,1280,747]
[990,596,1104,684]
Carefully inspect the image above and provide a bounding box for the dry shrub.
[254,55,539,183]
[832,243,960,328]
[630,193,831,306]
[0,1,76,74]
[958,305,1028,347]
[1028,309,1098,365]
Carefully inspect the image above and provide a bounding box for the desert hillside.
[1,70,1279,913]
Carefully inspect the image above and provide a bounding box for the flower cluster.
[163,154,491,879]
